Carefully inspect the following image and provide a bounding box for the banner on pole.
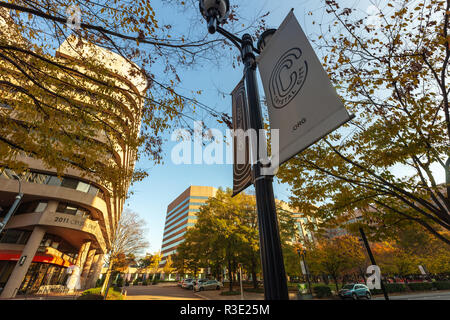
[257,10,353,167]
[231,78,253,196]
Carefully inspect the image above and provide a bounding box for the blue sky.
[123,0,445,254]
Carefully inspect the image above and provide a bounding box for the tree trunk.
[228,260,233,291]
[101,264,114,299]
[332,275,339,293]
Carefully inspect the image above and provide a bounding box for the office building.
[0,9,146,298]
[160,186,217,270]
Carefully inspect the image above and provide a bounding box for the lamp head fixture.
[199,0,230,34]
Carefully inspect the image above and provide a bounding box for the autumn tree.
[0,0,271,199]
[277,0,450,244]
[307,235,366,292]
[138,252,162,281]
[172,188,299,291]
[101,209,149,297]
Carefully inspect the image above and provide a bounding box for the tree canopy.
[172,188,299,290]
[277,0,450,245]
[0,0,268,198]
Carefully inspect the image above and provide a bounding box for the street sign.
[300,261,306,275]
[257,9,353,167]
[418,265,427,275]
[231,78,252,196]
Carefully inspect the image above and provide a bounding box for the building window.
[56,202,91,219]
[0,168,107,200]
[0,229,31,244]
[16,201,48,215]
[76,181,90,193]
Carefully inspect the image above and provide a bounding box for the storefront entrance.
[18,263,68,294]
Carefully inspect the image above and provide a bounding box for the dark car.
[339,283,372,300]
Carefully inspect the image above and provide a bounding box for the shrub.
[95,278,105,288]
[77,287,123,300]
[407,282,433,291]
[434,281,450,290]
[133,279,139,285]
[313,285,332,298]
[220,290,241,296]
[116,277,124,287]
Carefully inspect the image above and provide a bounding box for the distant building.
[159,186,217,271]
[159,186,318,281]
[276,200,318,244]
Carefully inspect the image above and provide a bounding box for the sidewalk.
[194,290,299,300]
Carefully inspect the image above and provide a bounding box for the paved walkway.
[194,289,299,300]
[124,283,203,300]
[373,290,450,300]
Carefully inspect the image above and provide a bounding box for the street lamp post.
[198,0,289,300]
[296,248,313,297]
[359,227,389,300]
[0,174,23,234]
[445,157,449,205]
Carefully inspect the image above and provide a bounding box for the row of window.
[0,168,106,201]
[14,201,92,219]
[0,229,79,259]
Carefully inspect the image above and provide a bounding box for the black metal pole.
[359,227,389,300]
[0,177,23,234]
[241,33,289,300]
[302,253,313,296]
[445,157,449,208]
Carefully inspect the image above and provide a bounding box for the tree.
[138,252,162,280]
[277,0,450,244]
[101,209,149,297]
[0,1,269,195]
[163,255,174,277]
[172,188,298,291]
[307,235,366,292]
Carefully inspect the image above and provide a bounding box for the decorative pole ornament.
[66,5,81,31]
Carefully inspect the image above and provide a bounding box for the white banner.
[257,10,352,166]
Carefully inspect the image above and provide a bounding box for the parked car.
[339,283,372,300]
[194,280,223,292]
[181,278,194,289]
[182,279,199,290]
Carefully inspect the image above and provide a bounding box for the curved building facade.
[0,27,146,297]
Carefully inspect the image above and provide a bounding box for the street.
[124,283,203,300]
[373,291,450,300]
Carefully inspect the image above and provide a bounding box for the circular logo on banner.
[269,48,308,109]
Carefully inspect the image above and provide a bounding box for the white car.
[182,279,196,290]
[194,280,223,292]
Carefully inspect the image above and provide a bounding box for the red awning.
[0,250,71,267]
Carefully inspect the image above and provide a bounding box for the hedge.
[313,285,332,298]
[434,281,450,290]
[370,283,407,294]
[407,282,433,291]
[77,287,123,300]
